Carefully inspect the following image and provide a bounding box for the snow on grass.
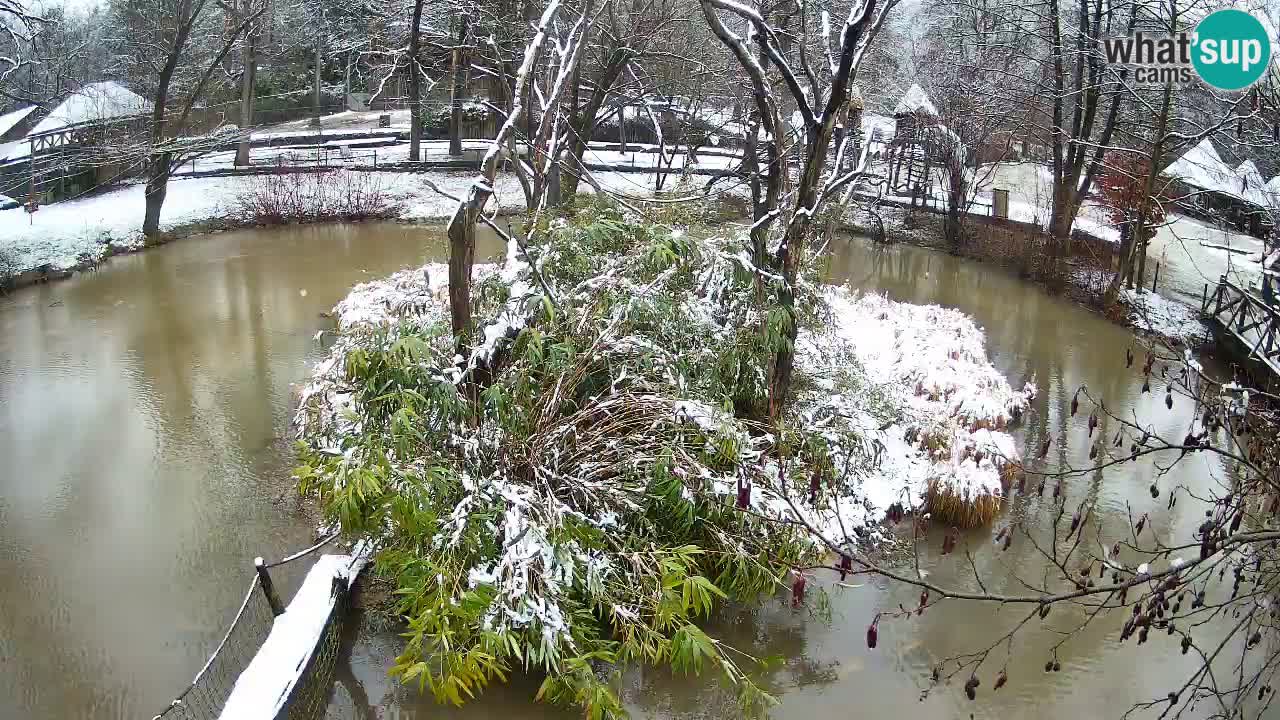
[1119,287,1209,346]
[215,546,369,720]
[303,247,1031,548]
[0,175,241,270]
[792,288,1033,538]
[0,166,682,277]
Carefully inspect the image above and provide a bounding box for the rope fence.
[152,533,346,720]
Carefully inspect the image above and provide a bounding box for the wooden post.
[255,557,286,616]
[1151,262,1160,292]
[993,189,1009,220]
[310,33,322,128]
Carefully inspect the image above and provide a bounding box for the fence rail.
[1203,276,1280,382]
[151,533,344,720]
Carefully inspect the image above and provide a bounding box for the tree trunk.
[945,159,965,252]
[448,17,469,157]
[1114,220,1134,288]
[143,47,177,240]
[235,14,257,166]
[143,152,172,237]
[546,160,561,207]
[1135,230,1149,290]
[408,0,425,161]
[769,126,837,418]
[1046,187,1078,292]
[448,211,476,338]
[559,52,627,199]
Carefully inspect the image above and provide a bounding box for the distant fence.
[151,533,362,720]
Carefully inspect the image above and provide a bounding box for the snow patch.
[1119,288,1209,346]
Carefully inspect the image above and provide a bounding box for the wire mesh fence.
[283,576,354,720]
[152,577,276,720]
[151,534,348,720]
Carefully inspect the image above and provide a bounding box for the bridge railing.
[1204,276,1280,377]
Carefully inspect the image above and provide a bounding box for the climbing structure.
[887,84,938,202]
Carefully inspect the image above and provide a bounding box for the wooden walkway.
[1202,277,1280,386]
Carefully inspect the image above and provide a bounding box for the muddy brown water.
[0,222,1235,719]
[0,223,502,720]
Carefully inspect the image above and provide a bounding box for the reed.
[925,479,1002,529]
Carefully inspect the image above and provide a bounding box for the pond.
[0,223,501,719]
[0,222,1226,719]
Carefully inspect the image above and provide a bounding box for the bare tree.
[0,0,48,104]
[227,0,267,166]
[407,0,427,160]
[109,0,263,235]
[699,0,897,416]
[436,0,590,339]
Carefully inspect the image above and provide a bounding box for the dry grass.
[925,479,1002,529]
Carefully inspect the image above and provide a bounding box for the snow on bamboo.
[299,236,1033,545]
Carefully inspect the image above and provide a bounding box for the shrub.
[233,170,400,225]
[294,205,1028,718]
[0,247,17,292]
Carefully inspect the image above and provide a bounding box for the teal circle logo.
[1192,9,1271,90]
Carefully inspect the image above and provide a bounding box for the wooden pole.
[310,33,322,128]
[255,557,286,616]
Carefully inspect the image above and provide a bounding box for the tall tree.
[407,0,427,160]
[447,12,470,156]
[700,0,897,415]
[230,0,265,166]
[109,0,262,235]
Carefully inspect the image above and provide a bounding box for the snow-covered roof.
[1233,160,1270,207]
[862,113,896,143]
[894,84,938,117]
[0,106,37,138]
[1162,139,1241,198]
[29,82,149,136]
[0,139,26,164]
[1265,174,1280,210]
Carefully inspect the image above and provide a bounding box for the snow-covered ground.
[250,108,413,137]
[0,176,242,270]
[0,168,697,276]
[962,162,1268,307]
[1119,287,1210,346]
[177,139,740,176]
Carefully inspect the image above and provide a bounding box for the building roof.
[0,106,37,139]
[29,82,149,136]
[1162,139,1240,198]
[893,84,938,117]
[1234,160,1270,207]
[1265,174,1280,209]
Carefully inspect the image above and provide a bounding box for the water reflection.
[0,223,500,720]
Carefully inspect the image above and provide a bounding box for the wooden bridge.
[1202,277,1280,388]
